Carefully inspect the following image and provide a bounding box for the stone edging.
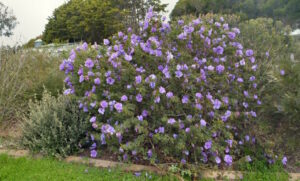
[0,149,299,180]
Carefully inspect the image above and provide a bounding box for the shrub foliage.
[22,91,89,157]
[59,8,287,166]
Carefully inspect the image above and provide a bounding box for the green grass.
[238,159,289,181]
[0,153,291,181]
[0,154,178,181]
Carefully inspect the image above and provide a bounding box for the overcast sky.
[0,0,178,46]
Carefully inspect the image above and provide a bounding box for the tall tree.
[0,2,17,37]
[43,0,125,44]
[43,0,167,44]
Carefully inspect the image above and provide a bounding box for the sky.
[0,0,178,46]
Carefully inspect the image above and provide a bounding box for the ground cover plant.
[59,8,288,168]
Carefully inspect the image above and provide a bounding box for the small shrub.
[22,91,89,157]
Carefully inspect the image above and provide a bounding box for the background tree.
[43,0,167,44]
[0,2,18,37]
[111,0,167,32]
[43,0,125,44]
[170,0,300,29]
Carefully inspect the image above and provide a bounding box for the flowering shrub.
[60,8,263,166]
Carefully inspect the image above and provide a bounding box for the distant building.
[34,39,43,48]
[291,29,300,36]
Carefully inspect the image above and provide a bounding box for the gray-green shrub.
[22,91,89,157]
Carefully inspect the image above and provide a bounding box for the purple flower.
[237,77,244,83]
[137,115,143,121]
[149,82,156,89]
[100,133,106,145]
[158,126,165,133]
[85,58,94,69]
[213,99,222,109]
[132,150,137,156]
[81,42,88,50]
[168,118,176,125]
[213,46,224,55]
[243,102,248,108]
[246,155,252,162]
[103,39,110,45]
[280,69,285,75]
[181,158,186,164]
[216,64,225,74]
[106,77,115,85]
[195,93,202,99]
[90,116,96,123]
[204,140,212,150]
[182,95,189,104]
[147,149,152,158]
[200,119,206,127]
[78,68,83,75]
[64,89,72,95]
[183,150,189,156]
[166,92,174,98]
[134,172,141,177]
[135,75,142,84]
[245,135,250,142]
[90,150,97,158]
[94,78,101,85]
[207,65,215,71]
[98,108,105,115]
[215,156,221,164]
[102,124,115,135]
[124,54,132,61]
[249,76,256,81]
[159,86,166,94]
[244,91,249,97]
[178,20,184,25]
[250,111,257,117]
[136,94,143,102]
[185,127,190,133]
[154,96,160,103]
[79,75,84,83]
[226,140,233,148]
[121,95,128,102]
[175,70,183,78]
[196,103,202,110]
[282,156,287,165]
[100,100,108,108]
[142,110,148,117]
[224,155,233,165]
[114,103,123,113]
[227,32,236,40]
[245,49,254,57]
[240,59,245,66]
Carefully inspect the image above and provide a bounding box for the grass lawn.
[0,154,178,181]
[0,153,291,181]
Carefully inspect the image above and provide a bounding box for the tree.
[111,0,167,32]
[43,0,167,44]
[0,2,17,37]
[43,0,125,44]
[170,0,300,29]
